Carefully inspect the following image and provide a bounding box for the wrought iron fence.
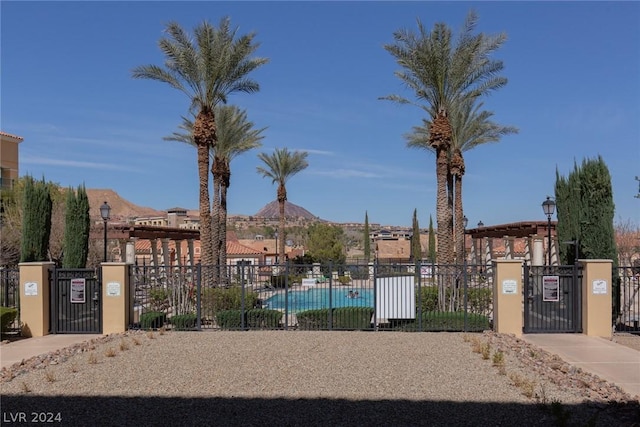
[129,262,493,332]
[616,266,640,334]
[0,267,20,333]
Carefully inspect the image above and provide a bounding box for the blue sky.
[2,1,639,228]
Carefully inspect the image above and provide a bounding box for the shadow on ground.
[2,395,638,426]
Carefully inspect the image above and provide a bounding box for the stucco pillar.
[150,239,159,269]
[492,259,523,337]
[161,238,171,267]
[175,239,183,266]
[101,263,131,335]
[504,236,515,260]
[484,238,494,276]
[187,239,195,266]
[531,235,544,266]
[125,238,136,264]
[18,262,54,337]
[580,259,613,338]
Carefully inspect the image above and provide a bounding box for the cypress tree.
[62,184,91,268]
[427,215,436,263]
[411,208,421,261]
[363,211,370,262]
[20,176,52,262]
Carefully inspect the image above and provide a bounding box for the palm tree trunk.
[451,149,466,265]
[277,184,286,265]
[219,165,230,283]
[193,108,215,277]
[211,157,222,284]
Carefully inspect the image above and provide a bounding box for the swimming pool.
[265,288,373,312]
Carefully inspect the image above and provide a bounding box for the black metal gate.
[50,268,102,334]
[524,264,582,333]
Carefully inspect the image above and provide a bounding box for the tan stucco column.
[492,259,523,337]
[18,262,54,337]
[580,259,613,338]
[101,263,131,335]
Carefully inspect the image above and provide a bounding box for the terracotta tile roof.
[0,131,24,141]
[227,241,263,255]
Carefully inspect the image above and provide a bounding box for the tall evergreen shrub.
[20,176,52,262]
[62,184,90,268]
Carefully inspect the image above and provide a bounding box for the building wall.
[0,132,23,189]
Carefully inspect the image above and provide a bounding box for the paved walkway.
[521,334,640,399]
[2,333,639,399]
[1,334,102,370]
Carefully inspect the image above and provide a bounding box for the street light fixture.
[477,220,484,228]
[100,201,111,262]
[542,196,556,267]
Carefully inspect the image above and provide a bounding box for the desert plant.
[201,286,259,319]
[104,348,116,357]
[44,369,55,383]
[88,352,98,364]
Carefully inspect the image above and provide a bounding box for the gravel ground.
[1,331,639,426]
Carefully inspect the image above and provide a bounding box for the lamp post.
[477,221,483,228]
[542,196,556,267]
[100,201,111,263]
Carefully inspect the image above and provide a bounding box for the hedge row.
[216,309,283,329]
[390,311,490,332]
[416,286,492,314]
[297,307,374,330]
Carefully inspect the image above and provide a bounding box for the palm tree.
[164,106,265,280]
[133,18,268,270]
[406,101,517,264]
[383,10,508,264]
[256,148,309,264]
[213,106,265,274]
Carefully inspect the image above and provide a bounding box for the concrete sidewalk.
[522,334,640,399]
[1,334,102,370]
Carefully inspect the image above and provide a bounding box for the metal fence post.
[463,260,468,332]
[240,264,245,331]
[417,259,422,332]
[196,263,202,331]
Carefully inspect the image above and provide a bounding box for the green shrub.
[246,309,282,329]
[149,288,170,312]
[333,307,373,330]
[170,313,197,330]
[397,311,490,332]
[416,286,439,312]
[0,307,18,333]
[216,310,243,329]
[201,286,259,319]
[140,311,166,329]
[296,308,331,330]
[465,288,493,315]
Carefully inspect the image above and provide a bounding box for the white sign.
[543,275,560,302]
[502,279,518,295]
[420,266,433,278]
[24,282,38,296]
[301,278,317,287]
[592,279,607,295]
[70,278,86,303]
[106,282,121,297]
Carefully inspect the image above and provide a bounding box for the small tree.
[427,215,436,263]
[306,223,346,265]
[363,211,371,262]
[20,176,52,262]
[62,185,90,268]
[411,209,421,261]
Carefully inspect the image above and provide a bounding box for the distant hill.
[255,200,318,220]
[86,189,165,220]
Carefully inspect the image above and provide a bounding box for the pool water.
[265,288,373,312]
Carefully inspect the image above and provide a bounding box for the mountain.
[86,189,165,220]
[255,200,318,220]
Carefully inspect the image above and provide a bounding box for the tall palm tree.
[133,18,268,270]
[213,106,265,274]
[406,101,518,263]
[383,10,508,264]
[164,106,265,279]
[256,148,309,264]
